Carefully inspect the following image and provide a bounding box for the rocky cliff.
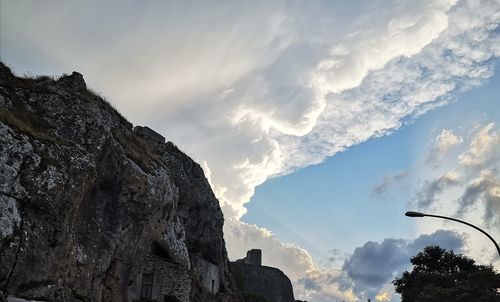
[0,62,242,302]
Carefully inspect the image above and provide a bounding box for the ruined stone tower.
[245,249,262,266]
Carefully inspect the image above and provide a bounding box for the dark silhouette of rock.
[231,250,295,302]
[0,62,242,302]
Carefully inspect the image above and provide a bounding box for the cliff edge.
[0,63,242,302]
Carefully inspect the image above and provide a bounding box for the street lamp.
[405,211,500,257]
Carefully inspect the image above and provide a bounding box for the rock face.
[231,250,295,302]
[0,63,242,302]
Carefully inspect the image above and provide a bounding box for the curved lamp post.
[405,211,500,257]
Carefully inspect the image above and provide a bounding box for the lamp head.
[405,211,425,217]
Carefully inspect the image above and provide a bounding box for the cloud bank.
[297,230,465,301]
[3,0,499,220]
[1,0,500,300]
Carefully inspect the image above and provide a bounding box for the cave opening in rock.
[151,241,173,262]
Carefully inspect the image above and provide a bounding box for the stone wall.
[194,258,220,295]
[129,254,191,302]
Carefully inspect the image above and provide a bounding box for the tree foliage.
[393,245,500,302]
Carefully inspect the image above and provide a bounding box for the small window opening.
[140,272,154,300]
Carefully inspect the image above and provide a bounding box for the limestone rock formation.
[230,250,295,302]
[0,62,242,302]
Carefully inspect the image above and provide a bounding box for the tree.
[393,245,500,302]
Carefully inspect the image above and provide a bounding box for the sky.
[1,1,499,301]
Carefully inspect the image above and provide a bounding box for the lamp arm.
[424,213,500,257]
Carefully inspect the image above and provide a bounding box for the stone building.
[127,251,221,301]
[128,254,192,301]
[235,249,262,266]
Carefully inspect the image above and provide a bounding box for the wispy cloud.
[457,170,500,226]
[414,123,500,225]
[415,170,461,210]
[405,121,500,274]
[372,171,410,197]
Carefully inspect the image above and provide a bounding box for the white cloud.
[427,129,463,164]
[277,0,500,175]
[459,123,499,167]
[2,1,500,301]
[436,130,463,150]
[313,0,458,94]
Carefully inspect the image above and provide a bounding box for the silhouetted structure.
[231,249,295,302]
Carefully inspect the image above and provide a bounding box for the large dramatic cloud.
[1,1,500,301]
[225,1,500,297]
[3,0,499,220]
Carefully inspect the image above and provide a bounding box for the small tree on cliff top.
[393,245,500,302]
